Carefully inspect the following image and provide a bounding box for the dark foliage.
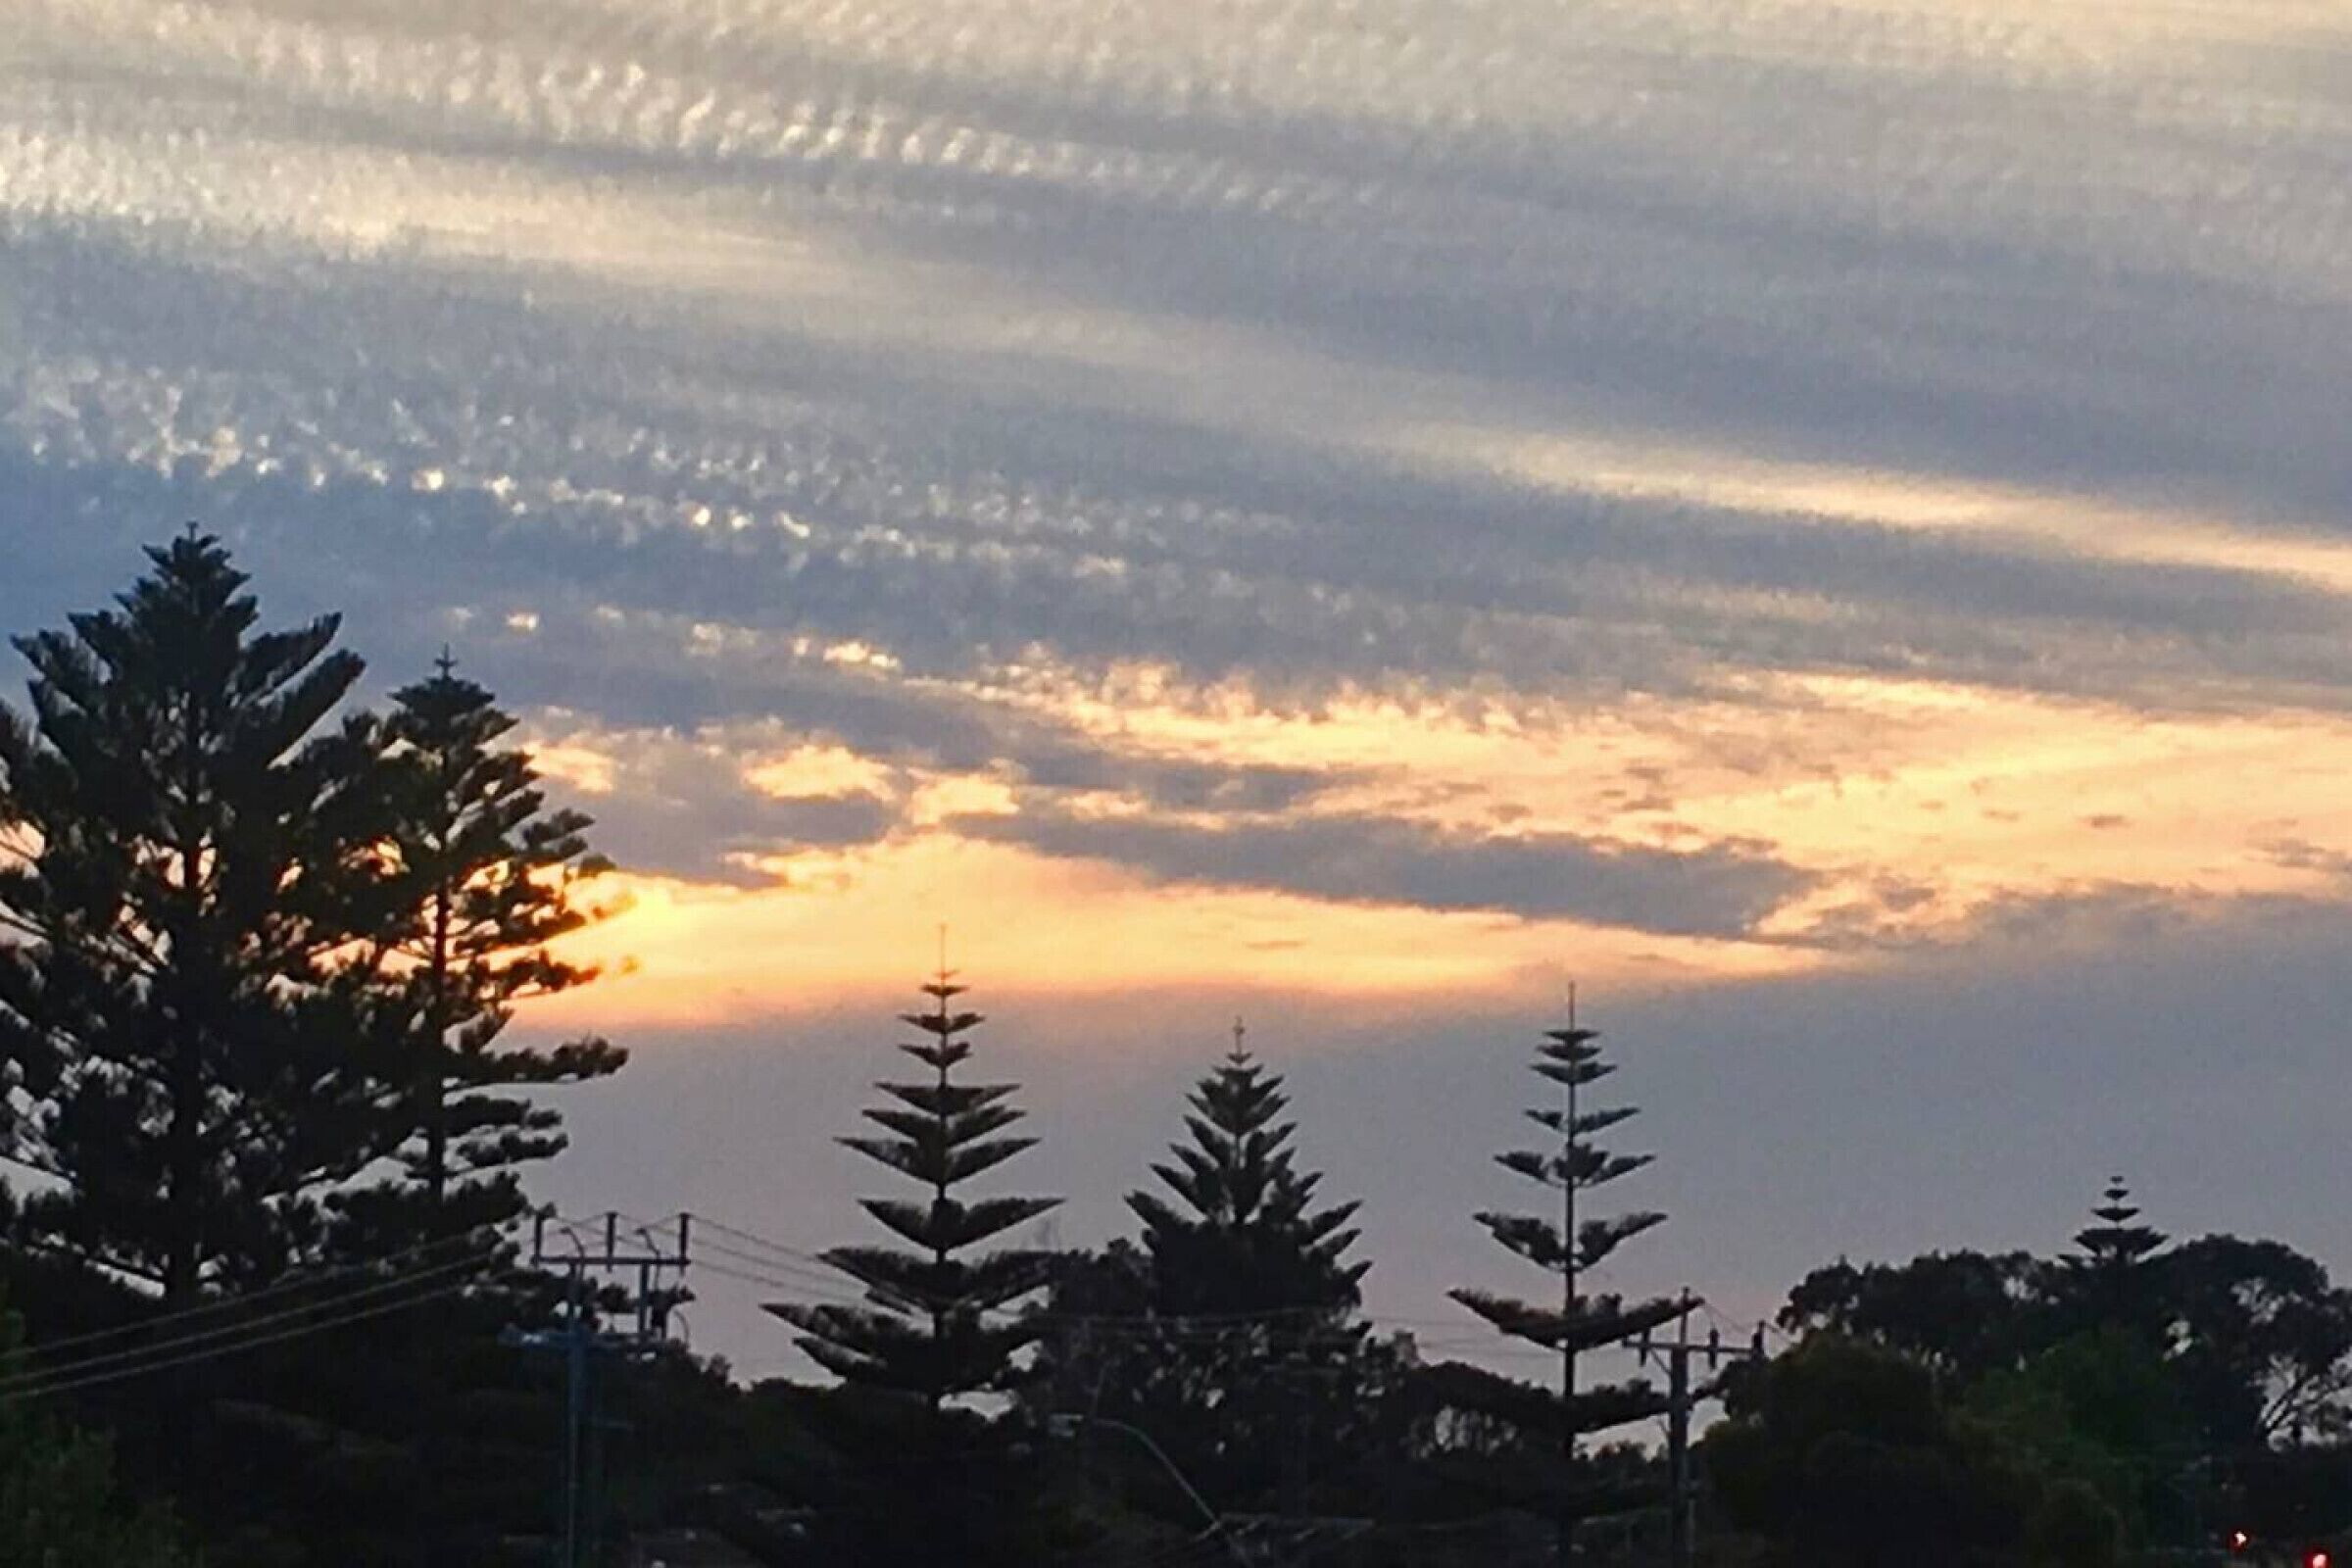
[1704,1336,2055,1568]
[0,1290,193,1566]
[763,971,1065,1567]
[1031,1032,1397,1521]
[0,530,401,1300]
[1780,1250,2048,1385]
[330,655,624,1253]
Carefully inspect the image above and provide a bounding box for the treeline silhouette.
[0,535,2347,1567]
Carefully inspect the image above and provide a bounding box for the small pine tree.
[0,531,398,1302]
[333,654,625,1251]
[1433,1016,1684,1551]
[2066,1177,2168,1329]
[768,969,1059,1407]
[1127,1023,1368,1317]
[1048,1023,1376,1514]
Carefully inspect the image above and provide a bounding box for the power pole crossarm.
[1638,1295,1766,1568]
[509,1210,693,1568]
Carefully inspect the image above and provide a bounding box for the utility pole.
[1637,1298,1764,1568]
[506,1211,692,1568]
[1665,1295,1693,1568]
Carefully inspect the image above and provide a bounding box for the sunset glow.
[11,0,2352,1392]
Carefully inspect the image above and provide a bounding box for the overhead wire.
[6,1277,488,1402]
[0,1247,499,1401]
[680,1211,1690,1359]
[690,1255,870,1310]
[0,1246,499,1396]
[686,1211,1378,1330]
[647,1210,1706,1381]
[0,1229,499,1366]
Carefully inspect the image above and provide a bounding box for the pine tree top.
[1453,1016,1673,1342]
[379,654,608,932]
[1125,1020,1366,1312]
[843,969,1059,1255]
[770,972,1059,1405]
[7,530,364,821]
[2073,1176,2167,1270]
[896,973,985,1074]
[1534,1024,1615,1091]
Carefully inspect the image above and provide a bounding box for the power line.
[675,1210,1700,1369]
[0,1247,498,1397]
[661,1233,858,1298]
[682,1214,831,1269]
[685,1211,1379,1329]
[2,1267,492,1402]
[689,1255,869,1308]
[8,1279,487,1403]
[0,1230,495,1366]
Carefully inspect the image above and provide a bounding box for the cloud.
[6,0,2352,965]
[950,806,1815,937]
[511,710,1349,887]
[14,0,2352,1376]
[527,724,903,888]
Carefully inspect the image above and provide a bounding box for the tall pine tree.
[1431,1014,1684,1556]
[765,970,1064,1567]
[768,969,1059,1406]
[0,532,399,1302]
[332,654,624,1252]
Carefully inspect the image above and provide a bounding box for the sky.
[5,0,2352,1379]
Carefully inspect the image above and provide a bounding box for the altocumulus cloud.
[4,0,2352,967]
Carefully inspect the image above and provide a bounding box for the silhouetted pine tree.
[770,970,1059,1404]
[1040,1024,1380,1516]
[332,654,624,1252]
[1127,1024,1367,1316]
[765,970,1066,1566]
[0,532,398,1302]
[1429,1016,1683,1554]
[2063,1176,2168,1330]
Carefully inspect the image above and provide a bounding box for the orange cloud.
[531,834,1820,1035]
[506,657,2352,1043]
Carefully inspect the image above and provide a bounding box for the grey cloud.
[950,807,1815,937]
[13,316,2352,743]
[203,0,2348,525]
[17,0,2352,543]
[573,771,901,890]
[1785,875,2352,958]
[7,0,2352,737]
